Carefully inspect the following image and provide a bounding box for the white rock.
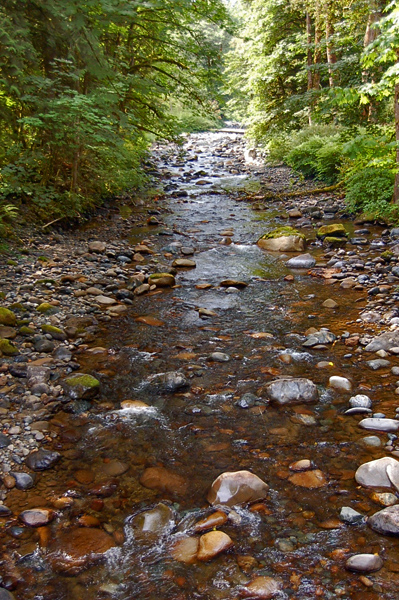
[328,376,352,391]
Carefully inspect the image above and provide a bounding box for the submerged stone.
[131,503,175,537]
[140,466,188,496]
[207,470,269,506]
[49,527,116,574]
[25,449,61,471]
[265,378,318,405]
[62,373,100,400]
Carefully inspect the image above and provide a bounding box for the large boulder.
[355,457,399,489]
[265,378,318,405]
[257,227,306,252]
[368,505,399,536]
[207,470,269,506]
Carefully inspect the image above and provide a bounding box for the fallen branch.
[270,180,345,200]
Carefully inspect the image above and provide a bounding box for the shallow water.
[5,132,399,599]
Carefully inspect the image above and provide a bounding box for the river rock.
[171,536,199,563]
[367,359,390,370]
[88,241,106,253]
[144,371,188,393]
[0,307,17,326]
[359,418,399,433]
[209,352,230,362]
[368,505,399,535]
[285,254,316,269]
[303,329,336,347]
[49,527,116,574]
[288,469,327,488]
[345,554,383,573]
[258,234,305,252]
[240,576,283,599]
[131,503,175,537]
[62,373,100,400]
[317,224,347,239]
[0,326,16,339]
[0,590,16,600]
[323,298,339,309]
[339,507,365,524]
[207,470,269,506]
[197,530,233,561]
[172,258,196,268]
[148,273,176,287]
[350,395,372,409]
[140,466,188,496]
[328,376,352,391]
[265,378,318,405]
[194,510,228,533]
[0,433,11,448]
[96,295,117,306]
[220,279,248,288]
[365,330,399,352]
[19,508,54,527]
[25,448,61,471]
[355,457,399,488]
[10,471,35,490]
[102,460,129,477]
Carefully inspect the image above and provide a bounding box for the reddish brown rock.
[241,576,283,598]
[193,510,228,533]
[171,536,199,563]
[288,469,327,489]
[197,531,233,561]
[140,466,188,496]
[49,527,116,574]
[207,471,269,506]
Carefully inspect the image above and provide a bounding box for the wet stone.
[209,352,230,362]
[197,530,233,561]
[171,536,199,563]
[367,359,391,370]
[285,253,316,269]
[0,433,11,448]
[140,466,188,496]
[355,457,399,489]
[329,376,352,391]
[207,470,269,506]
[339,507,365,524]
[350,395,372,409]
[368,505,399,535]
[266,378,318,405]
[131,503,175,537]
[62,373,100,400]
[144,371,188,393]
[193,510,228,532]
[0,589,16,600]
[240,576,283,599]
[10,472,35,490]
[0,505,12,516]
[288,469,327,489]
[346,554,383,573]
[19,508,53,527]
[25,448,61,471]
[236,393,258,408]
[49,527,116,574]
[359,418,399,433]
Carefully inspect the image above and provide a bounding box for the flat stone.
[0,433,11,448]
[0,326,16,339]
[345,554,383,573]
[49,527,116,574]
[220,279,248,288]
[102,460,129,477]
[350,395,372,409]
[258,235,305,252]
[359,418,399,433]
[25,449,61,471]
[322,298,339,309]
[209,352,230,362]
[207,470,269,506]
[10,472,35,490]
[96,295,117,306]
[367,359,390,370]
[198,308,217,317]
[340,507,365,524]
[288,469,327,488]
[148,273,176,287]
[19,508,54,527]
[240,576,283,599]
[365,330,399,352]
[285,253,316,269]
[266,378,318,405]
[197,530,233,561]
[172,258,196,268]
[140,466,188,496]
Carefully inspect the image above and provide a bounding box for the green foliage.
[345,166,396,217]
[0,0,229,221]
[284,131,343,184]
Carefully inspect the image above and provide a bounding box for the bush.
[345,166,396,218]
[285,134,343,183]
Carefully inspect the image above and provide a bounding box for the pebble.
[197,530,233,561]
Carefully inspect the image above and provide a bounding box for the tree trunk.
[312,7,322,91]
[394,55,399,204]
[306,11,313,125]
[325,6,337,88]
[363,4,382,120]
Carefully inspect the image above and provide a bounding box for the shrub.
[345,166,396,218]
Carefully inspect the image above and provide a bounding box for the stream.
[3,131,399,600]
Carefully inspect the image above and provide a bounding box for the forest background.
[0,0,398,229]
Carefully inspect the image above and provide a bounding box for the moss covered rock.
[0,339,19,356]
[323,236,347,248]
[0,307,16,326]
[19,326,35,335]
[258,227,306,252]
[148,273,176,288]
[317,224,347,239]
[36,303,60,315]
[62,373,100,400]
[41,324,67,341]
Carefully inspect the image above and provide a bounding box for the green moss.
[38,255,49,262]
[0,307,16,326]
[381,250,393,262]
[148,273,175,287]
[317,224,347,238]
[323,236,347,248]
[66,374,99,388]
[0,339,19,356]
[259,226,305,240]
[19,326,35,335]
[37,303,60,315]
[63,373,100,400]
[6,259,17,266]
[35,279,56,285]
[41,324,66,340]
[9,303,26,311]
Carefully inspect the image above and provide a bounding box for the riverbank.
[2,131,399,599]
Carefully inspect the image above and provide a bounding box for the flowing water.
[5,132,399,599]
